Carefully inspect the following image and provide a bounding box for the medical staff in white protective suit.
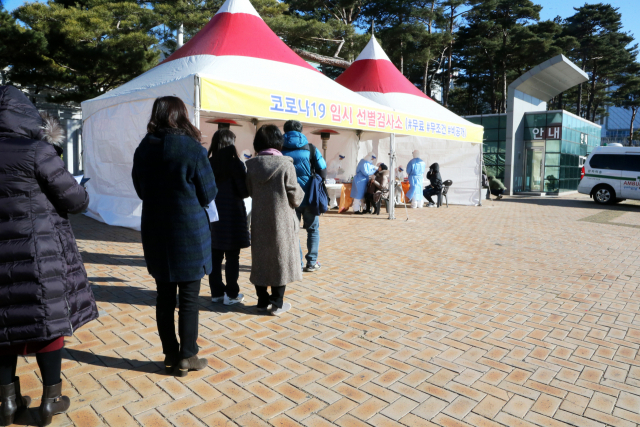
[326,153,347,209]
[406,150,426,208]
[394,166,407,204]
[351,152,377,213]
[240,149,253,163]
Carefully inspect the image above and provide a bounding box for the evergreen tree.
[7,0,159,103]
[564,3,637,121]
[613,62,640,145]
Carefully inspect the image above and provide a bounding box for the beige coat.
[246,155,304,287]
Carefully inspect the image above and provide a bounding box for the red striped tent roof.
[162,0,316,71]
[336,36,431,99]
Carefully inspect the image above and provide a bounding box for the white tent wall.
[366,136,482,206]
[83,98,195,229]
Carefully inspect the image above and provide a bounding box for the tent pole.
[194,75,200,129]
[478,142,483,206]
[388,133,396,220]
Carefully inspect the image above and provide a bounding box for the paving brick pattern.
[10,194,640,426]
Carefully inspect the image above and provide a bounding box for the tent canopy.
[336,34,484,207]
[336,35,482,138]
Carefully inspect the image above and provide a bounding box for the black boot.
[1,377,31,426]
[176,355,208,377]
[373,200,382,215]
[39,381,70,426]
[363,199,372,214]
[164,352,180,374]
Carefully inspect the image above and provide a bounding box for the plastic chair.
[437,180,453,208]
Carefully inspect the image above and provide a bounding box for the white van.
[578,146,640,204]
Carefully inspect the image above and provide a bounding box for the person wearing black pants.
[208,129,251,306]
[155,280,201,368]
[255,286,286,312]
[132,97,218,377]
[210,249,241,302]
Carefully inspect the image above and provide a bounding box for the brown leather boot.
[0,377,31,426]
[176,356,208,377]
[38,381,70,426]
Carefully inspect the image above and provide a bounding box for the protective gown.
[350,155,377,200]
[406,157,426,202]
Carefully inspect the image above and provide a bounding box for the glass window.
[499,128,507,141]
[623,155,640,172]
[546,140,561,153]
[484,129,500,141]
[545,153,561,166]
[482,116,500,129]
[524,128,539,140]
[547,112,562,125]
[484,141,499,153]
[499,115,507,128]
[545,167,560,180]
[483,154,497,165]
[589,154,626,170]
[466,117,482,125]
[525,114,547,127]
[499,141,506,153]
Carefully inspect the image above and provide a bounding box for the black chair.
[437,180,453,208]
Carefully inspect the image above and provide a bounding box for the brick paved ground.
[11,194,640,427]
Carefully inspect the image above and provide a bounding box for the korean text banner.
[200,78,483,143]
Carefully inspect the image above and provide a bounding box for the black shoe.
[0,377,30,426]
[354,211,363,215]
[39,381,69,427]
[177,355,208,377]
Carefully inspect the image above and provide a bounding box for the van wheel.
[593,185,616,205]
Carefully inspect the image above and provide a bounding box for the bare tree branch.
[292,48,352,69]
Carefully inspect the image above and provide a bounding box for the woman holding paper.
[208,129,250,306]
[132,96,217,377]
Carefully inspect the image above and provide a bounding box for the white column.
[177,23,184,48]
[388,133,396,220]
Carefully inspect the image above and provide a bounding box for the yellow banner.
[200,77,483,143]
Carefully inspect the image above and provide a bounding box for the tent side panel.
[83,99,196,229]
[363,136,481,206]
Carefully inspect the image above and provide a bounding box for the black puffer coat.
[426,162,443,191]
[210,157,250,251]
[0,86,98,346]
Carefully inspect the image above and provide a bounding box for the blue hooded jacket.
[282,131,327,207]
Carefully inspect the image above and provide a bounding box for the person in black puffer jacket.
[0,86,98,426]
[423,162,443,207]
[208,130,250,306]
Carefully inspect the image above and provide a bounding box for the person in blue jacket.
[281,120,327,272]
[406,150,426,208]
[351,152,377,214]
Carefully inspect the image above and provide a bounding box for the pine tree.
[564,4,637,121]
[8,0,159,103]
[613,62,640,146]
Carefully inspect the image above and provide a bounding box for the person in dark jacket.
[208,129,250,306]
[281,120,326,272]
[131,96,217,377]
[488,174,506,199]
[423,162,443,207]
[0,86,98,426]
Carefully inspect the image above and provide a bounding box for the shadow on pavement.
[63,348,166,375]
[80,251,146,267]
[90,284,265,316]
[498,196,640,211]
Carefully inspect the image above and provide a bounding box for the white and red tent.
[81,0,395,228]
[336,35,484,206]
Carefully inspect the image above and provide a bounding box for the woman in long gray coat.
[246,125,304,315]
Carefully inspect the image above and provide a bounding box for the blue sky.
[3,0,639,42]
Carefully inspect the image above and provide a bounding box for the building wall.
[465,114,507,183]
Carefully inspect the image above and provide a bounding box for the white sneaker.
[224,293,245,306]
[427,203,436,208]
[271,302,291,316]
[211,295,225,303]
